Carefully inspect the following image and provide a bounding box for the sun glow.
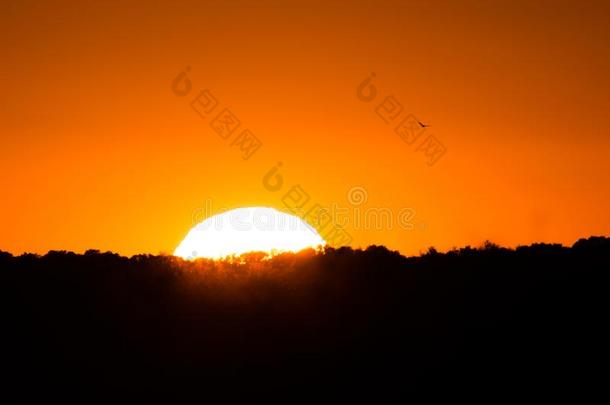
[174,207,326,259]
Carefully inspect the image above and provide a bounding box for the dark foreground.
[1,237,608,401]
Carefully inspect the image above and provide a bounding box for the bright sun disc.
[174,207,326,259]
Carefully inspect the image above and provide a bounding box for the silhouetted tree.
[0,237,608,401]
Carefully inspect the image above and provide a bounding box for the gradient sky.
[1,0,609,256]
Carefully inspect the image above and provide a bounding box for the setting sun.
[174,207,326,259]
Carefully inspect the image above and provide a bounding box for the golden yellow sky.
[1,0,609,256]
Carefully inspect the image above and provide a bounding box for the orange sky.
[1,0,609,256]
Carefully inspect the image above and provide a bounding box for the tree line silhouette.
[1,237,608,401]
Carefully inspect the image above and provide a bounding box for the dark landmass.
[1,237,608,401]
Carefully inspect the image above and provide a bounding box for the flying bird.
[417,120,430,128]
